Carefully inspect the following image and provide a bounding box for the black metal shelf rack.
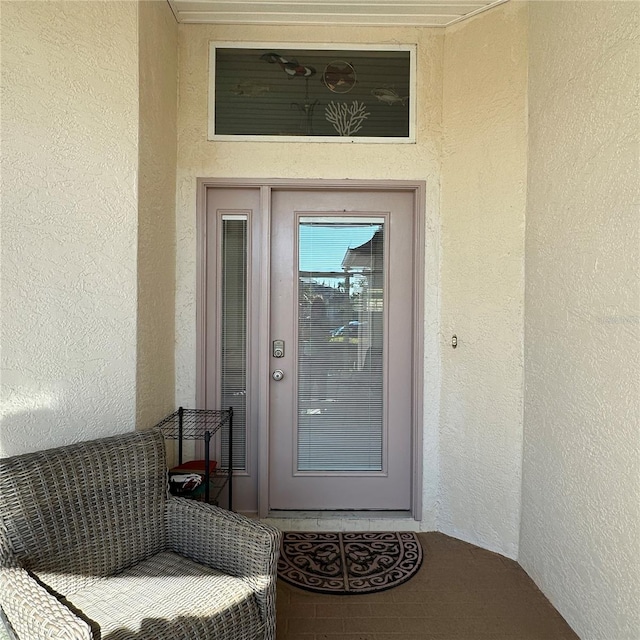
[156,407,233,510]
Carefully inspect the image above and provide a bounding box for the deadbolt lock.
[273,340,285,358]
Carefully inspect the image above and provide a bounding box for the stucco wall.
[440,2,527,558]
[137,0,178,429]
[175,23,443,524]
[520,2,640,637]
[0,1,139,456]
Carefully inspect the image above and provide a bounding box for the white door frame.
[196,178,426,520]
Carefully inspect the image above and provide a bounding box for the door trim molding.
[196,178,426,520]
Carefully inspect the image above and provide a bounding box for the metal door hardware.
[273,340,285,358]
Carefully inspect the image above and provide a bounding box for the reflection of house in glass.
[342,228,384,303]
[341,227,384,371]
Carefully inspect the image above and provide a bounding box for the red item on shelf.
[170,459,217,475]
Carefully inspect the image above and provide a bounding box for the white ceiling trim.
[168,0,510,28]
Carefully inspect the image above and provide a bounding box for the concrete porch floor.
[275,532,578,640]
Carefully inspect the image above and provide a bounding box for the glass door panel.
[220,216,247,471]
[297,217,385,472]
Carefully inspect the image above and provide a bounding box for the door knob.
[272,369,285,381]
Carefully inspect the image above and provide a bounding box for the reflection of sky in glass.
[299,224,379,277]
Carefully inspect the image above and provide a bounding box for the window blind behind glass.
[220,218,247,471]
[297,219,384,472]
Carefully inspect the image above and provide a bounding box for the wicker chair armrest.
[0,565,92,640]
[166,497,281,640]
[166,497,281,576]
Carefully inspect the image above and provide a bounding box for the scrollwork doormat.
[277,532,423,594]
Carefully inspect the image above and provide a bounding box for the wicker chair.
[0,429,281,640]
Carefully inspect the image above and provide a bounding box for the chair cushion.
[66,552,263,640]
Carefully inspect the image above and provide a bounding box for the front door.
[269,188,416,510]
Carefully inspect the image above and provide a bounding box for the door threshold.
[268,510,413,520]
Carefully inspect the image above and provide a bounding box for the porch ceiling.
[168,0,510,27]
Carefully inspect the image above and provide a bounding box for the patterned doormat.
[277,531,423,595]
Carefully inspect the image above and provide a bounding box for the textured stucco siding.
[0,1,139,455]
[440,1,527,558]
[175,23,444,524]
[137,0,178,429]
[520,2,640,638]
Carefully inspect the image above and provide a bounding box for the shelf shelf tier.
[168,469,231,506]
[157,407,233,508]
